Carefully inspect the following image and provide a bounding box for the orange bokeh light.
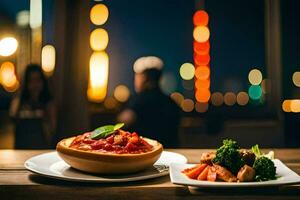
[193,41,210,55]
[194,53,210,66]
[195,79,210,89]
[195,88,211,103]
[193,10,209,26]
[195,66,210,80]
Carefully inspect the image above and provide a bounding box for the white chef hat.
[133,56,164,74]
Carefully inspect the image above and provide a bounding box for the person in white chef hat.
[118,56,180,147]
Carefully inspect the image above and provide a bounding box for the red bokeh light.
[194,41,210,55]
[194,53,210,66]
[193,10,209,26]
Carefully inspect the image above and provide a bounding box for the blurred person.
[118,57,180,147]
[9,64,56,149]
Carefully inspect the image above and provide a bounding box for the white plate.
[24,151,187,182]
[170,159,300,188]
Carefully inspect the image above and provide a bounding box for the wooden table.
[1,149,300,200]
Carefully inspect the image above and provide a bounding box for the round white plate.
[24,151,187,182]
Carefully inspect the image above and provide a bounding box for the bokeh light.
[193,26,210,43]
[291,100,300,113]
[248,69,263,85]
[0,62,19,92]
[237,92,249,106]
[170,92,184,106]
[195,66,210,80]
[104,96,118,109]
[114,85,130,102]
[90,4,109,25]
[292,72,300,87]
[181,99,194,112]
[3,80,19,93]
[16,10,30,27]
[88,51,109,102]
[133,56,164,73]
[193,10,209,26]
[248,85,262,100]
[194,54,210,66]
[90,28,109,51]
[195,79,210,89]
[41,45,56,75]
[195,88,211,103]
[195,102,209,113]
[0,37,18,57]
[210,92,223,106]
[193,41,210,55]
[179,63,195,80]
[282,100,292,112]
[224,92,236,106]
[30,0,42,29]
[0,62,16,86]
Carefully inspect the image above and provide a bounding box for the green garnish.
[90,123,125,139]
[212,139,245,174]
[253,156,276,181]
[251,144,262,157]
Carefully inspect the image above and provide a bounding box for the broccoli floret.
[212,139,244,174]
[253,156,276,181]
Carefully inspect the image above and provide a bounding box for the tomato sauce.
[69,130,153,154]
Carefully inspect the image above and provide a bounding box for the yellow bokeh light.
[282,100,292,112]
[224,92,236,106]
[292,72,300,87]
[248,69,262,85]
[90,4,109,25]
[16,10,30,27]
[30,0,42,29]
[180,63,195,80]
[211,92,223,106]
[237,92,249,106]
[195,102,208,113]
[290,100,300,113]
[181,99,194,112]
[114,85,130,102]
[193,26,210,43]
[90,28,109,51]
[41,45,56,76]
[3,79,19,93]
[170,92,184,105]
[0,37,18,57]
[88,51,109,102]
[0,62,16,87]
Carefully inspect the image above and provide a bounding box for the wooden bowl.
[56,137,163,174]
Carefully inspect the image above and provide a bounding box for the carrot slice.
[197,165,209,180]
[182,165,199,174]
[184,164,207,179]
[207,166,217,182]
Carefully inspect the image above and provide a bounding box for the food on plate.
[182,139,276,182]
[237,165,256,182]
[56,123,163,174]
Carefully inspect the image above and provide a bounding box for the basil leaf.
[90,123,125,140]
[90,125,114,139]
